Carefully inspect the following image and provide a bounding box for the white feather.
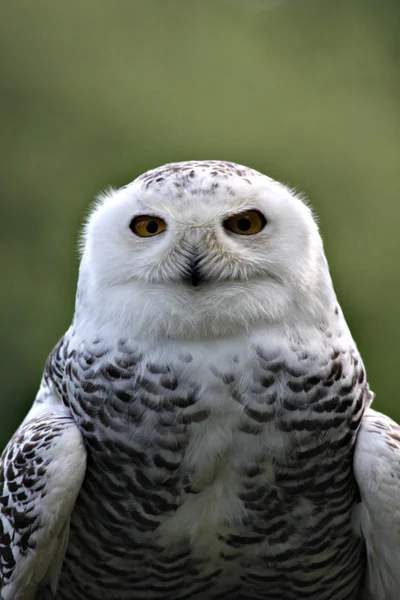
[353,408,400,599]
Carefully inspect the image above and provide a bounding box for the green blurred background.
[1,0,399,449]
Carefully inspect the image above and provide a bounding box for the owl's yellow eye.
[223,210,267,235]
[130,215,167,237]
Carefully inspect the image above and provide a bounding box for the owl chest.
[65,339,365,598]
[70,339,361,544]
[71,346,272,536]
[79,366,271,523]
[69,335,362,462]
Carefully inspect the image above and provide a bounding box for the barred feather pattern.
[0,418,68,583]
[35,317,370,600]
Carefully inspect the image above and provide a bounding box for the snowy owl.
[1,160,399,600]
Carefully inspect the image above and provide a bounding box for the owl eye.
[223,210,267,235]
[130,216,167,237]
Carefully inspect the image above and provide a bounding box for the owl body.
[4,161,399,600]
[46,313,366,600]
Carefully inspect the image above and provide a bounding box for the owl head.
[76,161,335,340]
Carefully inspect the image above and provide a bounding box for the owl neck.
[72,259,343,347]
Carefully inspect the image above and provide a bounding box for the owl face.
[78,162,334,340]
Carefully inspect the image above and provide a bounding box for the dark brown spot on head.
[178,353,193,363]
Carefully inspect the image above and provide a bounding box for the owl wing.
[353,407,400,600]
[0,339,86,600]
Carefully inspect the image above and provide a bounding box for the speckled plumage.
[1,161,399,600]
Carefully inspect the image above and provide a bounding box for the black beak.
[182,256,204,287]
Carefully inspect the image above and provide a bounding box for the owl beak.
[182,256,203,287]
